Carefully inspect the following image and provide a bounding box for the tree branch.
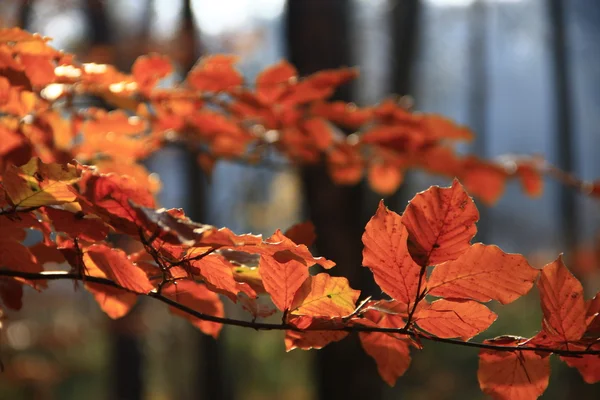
[2,269,598,357]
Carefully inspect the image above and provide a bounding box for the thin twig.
[1,269,598,357]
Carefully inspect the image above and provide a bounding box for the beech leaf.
[362,201,422,305]
[401,179,479,266]
[537,255,587,342]
[414,299,497,340]
[427,244,538,304]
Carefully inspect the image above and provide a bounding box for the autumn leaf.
[427,243,538,304]
[414,299,497,340]
[0,279,23,310]
[290,274,359,317]
[83,244,154,294]
[284,221,316,248]
[285,316,348,351]
[44,207,109,242]
[132,53,172,93]
[401,179,479,266]
[255,60,296,104]
[359,311,412,386]
[537,255,587,342]
[86,283,137,319]
[187,54,243,93]
[368,161,404,195]
[190,253,255,301]
[561,348,600,384]
[2,158,80,208]
[478,338,550,400]
[362,201,422,305]
[162,280,224,338]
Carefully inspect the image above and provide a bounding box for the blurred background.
[1,0,599,398]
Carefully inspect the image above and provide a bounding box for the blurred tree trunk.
[180,2,231,399]
[286,1,383,399]
[384,0,421,209]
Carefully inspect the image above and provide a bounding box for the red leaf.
[163,280,224,338]
[132,53,172,93]
[561,350,600,384]
[327,143,364,185]
[478,338,550,400]
[414,299,497,340]
[83,244,154,294]
[359,312,412,386]
[362,201,422,304]
[255,60,297,103]
[285,316,348,351]
[0,279,23,310]
[401,179,479,266]
[284,221,316,248]
[537,255,587,342]
[427,244,538,304]
[301,117,333,151]
[187,54,243,93]
[44,207,109,242]
[367,161,403,195]
[85,283,137,319]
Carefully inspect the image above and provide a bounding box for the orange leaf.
[258,248,308,312]
[255,60,296,103]
[163,280,224,338]
[327,143,363,185]
[427,244,538,304]
[517,163,543,198]
[478,338,550,400]
[85,283,137,319]
[83,244,154,294]
[368,161,403,195]
[285,316,348,351]
[191,254,253,301]
[301,117,333,151]
[290,274,359,317]
[537,255,587,342]
[187,54,243,92]
[19,54,55,87]
[284,221,316,247]
[401,179,479,266]
[359,312,412,386]
[311,101,373,129]
[362,201,422,304]
[132,53,172,93]
[460,157,507,205]
[561,349,600,384]
[414,299,497,340]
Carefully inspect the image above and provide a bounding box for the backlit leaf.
[414,299,497,340]
[290,274,359,317]
[362,201,422,304]
[359,311,412,386]
[163,280,224,338]
[3,158,80,207]
[83,244,154,294]
[537,255,587,342]
[427,244,538,304]
[401,179,479,266]
[478,338,550,400]
[284,221,316,248]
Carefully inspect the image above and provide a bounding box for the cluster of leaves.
[0,27,599,399]
[3,27,597,205]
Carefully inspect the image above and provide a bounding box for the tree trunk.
[286,1,383,399]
